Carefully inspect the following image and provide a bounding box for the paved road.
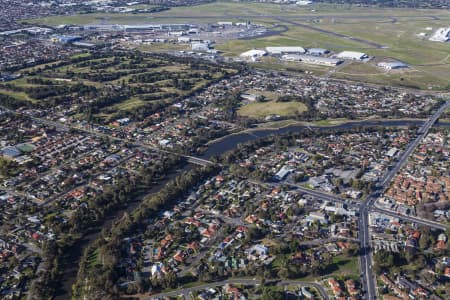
[0,105,214,167]
[248,179,360,209]
[147,278,329,300]
[358,100,450,300]
[380,101,450,189]
[286,181,360,208]
[358,197,376,300]
[3,100,450,300]
[196,207,244,226]
[69,99,450,300]
[275,17,387,49]
[372,206,449,231]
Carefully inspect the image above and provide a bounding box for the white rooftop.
[336,51,368,60]
[265,46,306,54]
[429,27,450,42]
[240,49,267,58]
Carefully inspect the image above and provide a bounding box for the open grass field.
[270,253,359,281]
[26,1,450,90]
[0,88,35,103]
[238,100,308,119]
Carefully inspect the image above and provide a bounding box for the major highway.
[379,100,450,188]
[2,99,449,300]
[358,100,450,300]
[247,116,450,300]
[289,182,360,208]
[372,206,450,231]
[281,101,450,300]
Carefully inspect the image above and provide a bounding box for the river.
[56,119,450,298]
[55,165,194,299]
[202,120,450,158]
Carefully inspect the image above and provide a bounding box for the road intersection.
[218,101,450,300]
[2,99,449,300]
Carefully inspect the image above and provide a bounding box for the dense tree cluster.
[72,165,219,299]
[30,153,183,299]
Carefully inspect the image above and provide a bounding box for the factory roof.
[266,46,306,53]
[336,51,368,60]
[378,61,409,69]
[240,49,267,57]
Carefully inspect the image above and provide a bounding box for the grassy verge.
[238,101,308,118]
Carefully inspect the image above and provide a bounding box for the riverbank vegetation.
[72,165,220,299]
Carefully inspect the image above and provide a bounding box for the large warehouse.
[307,48,329,56]
[240,49,267,58]
[266,46,306,55]
[191,42,210,52]
[429,27,450,42]
[336,51,369,60]
[377,61,409,70]
[282,54,343,66]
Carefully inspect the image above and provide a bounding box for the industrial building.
[266,46,306,55]
[240,49,267,59]
[178,37,191,43]
[336,51,369,60]
[83,24,192,32]
[429,27,450,42]
[23,27,53,35]
[72,41,96,48]
[377,61,409,70]
[282,54,343,66]
[50,35,81,44]
[217,21,233,26]
[274,166,291,181]
[1,146,21,158]
[191,42,210,52]
[307,48,329,56]
[0,27,53,36]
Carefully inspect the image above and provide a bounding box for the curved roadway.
[147,278,329,300]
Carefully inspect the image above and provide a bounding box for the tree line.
[72,164,220,299]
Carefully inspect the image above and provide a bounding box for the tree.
[277,259,290,279]
[262,288,284,300]
[343,243,360,257]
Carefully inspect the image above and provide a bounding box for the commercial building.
[83,24,191,32]
[191,42,210,52]
[274,166,291,181]
[169,31,185,37]
[178,37,191,43]
[72,41,96,48]
[1,146,21,158]
[266,46,306,55]
[429,27,450,42]
[282,54,343,66]
[0,27,52,36]
[307,48,329,56]
[240,49,267,59]
[50,35,81,44]
[217,21,233,26]
[297,0,312,5]
[378,61,409,70]
[336,51,369,60]
[23,27,53,35]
